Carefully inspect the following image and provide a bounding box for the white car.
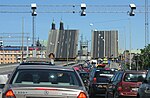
[0,74,8,98]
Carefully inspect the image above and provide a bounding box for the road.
[0,61,76,74]
[0,61,119,98]
[105,61,119,69]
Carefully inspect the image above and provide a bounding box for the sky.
[0,0,148,51]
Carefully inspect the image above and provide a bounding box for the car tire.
[89,93,95,98]
[89,87,95,97]
[114,92,119,98]
[105,92,108,98]
[137,94,141,98]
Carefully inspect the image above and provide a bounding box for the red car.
[106,70,147,98]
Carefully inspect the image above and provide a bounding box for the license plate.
[97,85,103,88]
[132,88,138,91]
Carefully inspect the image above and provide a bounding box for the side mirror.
[0,84,5,89]
[0,75,8,89]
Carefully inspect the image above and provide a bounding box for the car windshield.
[124,73,146,82]
[11,69,81,87]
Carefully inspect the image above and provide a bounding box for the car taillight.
[5,89,16,98]
[93,77,97,84]
[117,82,123,91]
[117,86,123,91]
[77,92,87,98]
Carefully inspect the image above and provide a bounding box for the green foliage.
[139,44,150,69]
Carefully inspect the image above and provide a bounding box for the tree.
[139,44,150,69]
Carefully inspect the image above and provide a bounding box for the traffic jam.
[0,58,149,98]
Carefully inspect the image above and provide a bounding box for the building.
[0,44,46,64]
[91,30,118,59]
[47,20,79,60]
[76,35,91,61]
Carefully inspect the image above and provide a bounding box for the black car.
[89,68,114,97]
[2,62,89,98]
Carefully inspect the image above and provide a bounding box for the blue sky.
[0,0,148,51]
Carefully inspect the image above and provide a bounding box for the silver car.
[2,62,88,98]
[0,74,8,98]
[137,69,150,98]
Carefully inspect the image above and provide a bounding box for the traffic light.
[81,3,86,16]
[129,4,136,16]
[0,40,3,47]
[31,3,37,16]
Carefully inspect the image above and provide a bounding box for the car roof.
[17,63,74,71]
[118,70,147,73]
[95,68,112,71]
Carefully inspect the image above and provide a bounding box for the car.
[106,70,146,98]
[0,74,8,98]
[2,62,89,98]
[89,68,115,97]
[137,69,150,98]
[79,71,90,91]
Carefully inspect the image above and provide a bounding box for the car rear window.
[96,76,110,83]
[94,70,113,83]
[124,73,146,82]
[11,69,81,86]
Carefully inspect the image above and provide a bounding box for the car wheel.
[105,92,108,98]
[89,91,95,98]
[89,87,95,97]
[137,94,141,98]
[114,92,119,98]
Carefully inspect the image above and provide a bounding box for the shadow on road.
[90,95,105,98]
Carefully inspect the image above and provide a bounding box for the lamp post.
[67,25,69,66]
[31,3,37,47]
[31,3,37,57]
[101,37,105,58]
[21,17,24,62]
[98,34,100,57]
[26,37,30,58]
[86,40,91,60]
[100,36,105,58]
[128,3,136,70]
[129,19,132,70]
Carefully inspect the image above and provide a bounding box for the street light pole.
[124,27,127,66]
[100,36,105,58]
[103,32,105,57]
[31,3,37,57]
[31,3,37,47]
[87,40,88,60]
[128,4,136,70]
[26,37,30,58]
[129,18,132,70]
[98,34,100,57]
[21,17,24,62]
[67,25,69,66]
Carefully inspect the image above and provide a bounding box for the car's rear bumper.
[120,91,137,97]
[92,84,107,95]
[118,96,136,98]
